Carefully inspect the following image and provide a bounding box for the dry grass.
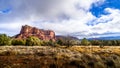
[0,46,120,68]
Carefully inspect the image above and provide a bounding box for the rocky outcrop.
[15,25,56,41]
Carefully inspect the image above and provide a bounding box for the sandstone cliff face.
[15,25,56,41]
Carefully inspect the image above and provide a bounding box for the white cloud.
[77,0,105,10]
[1,0,101,34]
[6,0,105,20]
[89,8,120,37]
[2,0,120,39]
[0,19,34,35]
[39,8,120,38]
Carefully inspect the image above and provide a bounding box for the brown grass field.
[0,46,120,68]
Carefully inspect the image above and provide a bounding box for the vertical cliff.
[15,25,56,41]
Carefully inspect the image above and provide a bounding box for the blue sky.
[0,0,120,38]
[90,0,120,17]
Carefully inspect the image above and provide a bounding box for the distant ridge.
[56,35,79,40]
[88,36,120,40]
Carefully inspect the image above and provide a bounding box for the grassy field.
[0,46,120,68]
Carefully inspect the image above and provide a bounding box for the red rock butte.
[15,25,56,41]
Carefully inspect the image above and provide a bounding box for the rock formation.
[15,25,56,41]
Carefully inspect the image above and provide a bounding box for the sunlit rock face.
[15,25,56,41]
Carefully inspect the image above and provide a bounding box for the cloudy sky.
[0,0,120,38]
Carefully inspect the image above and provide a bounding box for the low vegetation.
[0,46,120,68]
[11,39,26,45]
[0,34,120,46]
[0,34,11,46]
[0,34,120,68]
[25,36,43,46]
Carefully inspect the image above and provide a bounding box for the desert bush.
[0,34,11,46]
[69,60,85,68]
[90,40,102,45]
[57,39,63,45]
[41,41,48,46]
[49,63,57,68]
[42,40,56,46]
[26,36,42,46]
[81,38,90,45]
[0,51,18,56]
[56,36,78,46]
[12,39,26,45]
[105,59,115,68]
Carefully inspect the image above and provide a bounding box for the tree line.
[81,38,120,46]
[0,34,120,46]
[0,34,55,46]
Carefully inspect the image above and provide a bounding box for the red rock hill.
[15,25,56,41]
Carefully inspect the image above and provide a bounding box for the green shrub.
[57,39,63,45]
[57,38,74,47]
[0,34,11,46]
[26,36,42,46]
[81,38,90,45]
[12,39,26,45]
[42,40,55,46]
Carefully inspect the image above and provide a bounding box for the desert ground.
[0,46,120,68]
